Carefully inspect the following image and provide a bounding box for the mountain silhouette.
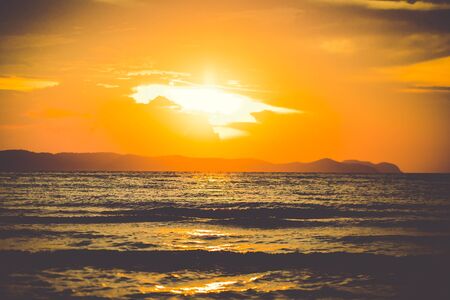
[0,150,402,173]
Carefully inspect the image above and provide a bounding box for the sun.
[130,83,298,139]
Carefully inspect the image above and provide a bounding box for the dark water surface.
[1,172,449,299]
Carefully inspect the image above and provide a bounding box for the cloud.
[297,0,450,65]
[127,70,191,78]
[213,127,248,139]
[319,0,450,10]
[97,83,120,89]
[303,0,450,41]
[0,76,59,91]
[378,55,450,87]
[0,0,112,35]
[0,34,74,50]
[415,86,450,92]
[94,0,142,5]
[130,83,299,139]
[400,85,450,93]
[319,38,356,54]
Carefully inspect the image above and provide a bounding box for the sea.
[0,172,449,299]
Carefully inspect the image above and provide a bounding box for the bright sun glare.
[130,84,298,139]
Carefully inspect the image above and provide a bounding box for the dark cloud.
[302,0,450,34]
[2,0,448,37]
[413,85,450,92]
[0,0,115,35]
[289,0,450,63]
[0,0,448,66]
[420,0,450,3]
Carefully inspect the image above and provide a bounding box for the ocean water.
[0,172,449,299]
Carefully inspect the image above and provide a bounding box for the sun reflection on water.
[169,280,237,295]
[111,271,293,296]
[187,229,229,238]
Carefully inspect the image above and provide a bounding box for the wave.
[2,214,449,231]
[1,250,449,274]
[337,235,450,245]
[3,201,449,216]
[1,250,450,299]
[0,228,108,239]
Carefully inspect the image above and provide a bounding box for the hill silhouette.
[0,150,401,173]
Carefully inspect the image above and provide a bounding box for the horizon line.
[0,148,399,167]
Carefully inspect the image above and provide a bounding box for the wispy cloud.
[319,0,450,10]
[127,70,191,78]
[0,34,74,50]
[401,85,450,93]
[378,55,450,87]
[97,83,120,89]
[319,38,356,54]
[0,76,59,91]
[169,79,273,94]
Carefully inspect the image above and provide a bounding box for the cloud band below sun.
[130,84,299,139]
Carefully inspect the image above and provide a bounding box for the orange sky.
[0,0,449,172]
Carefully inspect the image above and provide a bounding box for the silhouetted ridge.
[0,150,402,173]
[343,159,402,173]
